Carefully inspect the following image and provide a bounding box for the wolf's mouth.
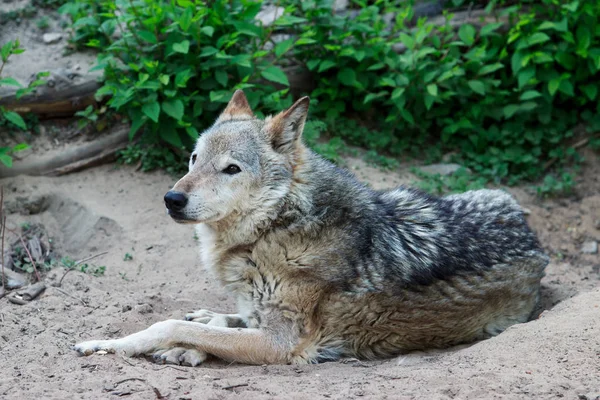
[167,210,219,224]
[166,210,198,224]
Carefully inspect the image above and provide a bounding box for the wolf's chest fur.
[195,184,548,364]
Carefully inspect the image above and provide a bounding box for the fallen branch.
[54,286,89,307]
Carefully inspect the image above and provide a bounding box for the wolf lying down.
[74,90,548,366]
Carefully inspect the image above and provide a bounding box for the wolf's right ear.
[216,90,254,122]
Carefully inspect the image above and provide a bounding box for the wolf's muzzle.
[164,191,188,212]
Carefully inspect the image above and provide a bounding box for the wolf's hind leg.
[185,309,247,328]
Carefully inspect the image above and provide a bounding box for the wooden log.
[0,124,129,178]
[0,72,100,118]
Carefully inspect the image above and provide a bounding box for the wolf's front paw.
[152,347,208,367]
[73,339,119,356]
[185,310,246,328]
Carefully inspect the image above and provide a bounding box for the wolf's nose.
[164,191,188,211]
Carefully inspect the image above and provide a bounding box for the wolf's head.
[164,90,310,226]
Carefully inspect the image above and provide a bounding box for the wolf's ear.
[216,90,254,122]
[264,97,310,154]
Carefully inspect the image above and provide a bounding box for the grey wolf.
[74,90,548,366]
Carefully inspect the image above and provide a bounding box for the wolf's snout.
[164,191,188,211]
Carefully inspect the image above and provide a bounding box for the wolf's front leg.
[185,309,247,328]
[73,319,291,365]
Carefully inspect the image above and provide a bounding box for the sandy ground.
[0,142,598,399]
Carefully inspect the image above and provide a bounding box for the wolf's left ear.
[265,97,310,154]
[217,90,254,122]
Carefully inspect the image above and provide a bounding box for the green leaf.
[159,74,170,85]
[503,104,519,119]
[399,109,414,125]
[306,59,320,71]
[391,87,405,100]
[548,79,560,96]
[581,84,598,101]
[261,66,289,86]
[138,30,157,44]
[561,1,579,12]
[129,110,146,140]
[399,33,415,49]
[172,40,190,54]
[186,126,199,140]
[199,47,218,57]
[337,68,356,86]
[458,24,476,46]
[0,77,22,87]
[527,32,551,46]
[295,37,317,45]
[201,26,215,37]
[517,66,535,89]
[232,21,261,37]
[159,124,183,147]
[424,94,435,110]
[558,79,574,96]
[479,63,503,75]
[426,83,438,97]
[162,99,184,121]
[215,69,228,87]
[480,23,503,37]
[274,38,295,58]
[0,154,12,167]
[3,111,27,129]
[142,101,160,123]
[576,25,591,52]
[318,60,336,73]
[519,90,542,101]
[179,6,193,32]
[467,80,485,95]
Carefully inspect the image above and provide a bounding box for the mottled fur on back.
[74,91,548,366]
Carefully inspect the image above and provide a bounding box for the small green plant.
[119,272,130,281]
[535,172,575,197]
[36,16,50,30]
[118,144,189,175]
[60,256,106,276]
[123,252,133,261]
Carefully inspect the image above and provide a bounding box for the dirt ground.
[0,129,598,399]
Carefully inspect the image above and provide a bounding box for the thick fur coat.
[74,91,548,366]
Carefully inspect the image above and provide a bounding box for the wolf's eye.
[223,164,241,175]
[191,154,197,165]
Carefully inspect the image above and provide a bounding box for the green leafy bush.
[59,0,305,150]
[61,0,600,188]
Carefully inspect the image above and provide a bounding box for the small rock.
[581,241,598,254]
[419,163,471,176]
[122,305,132,313]
[256,5,285,27]
[333,0,348,11]
[594,219,600,230]
[43,33,63,44]
[579,394,600,400]
[522,207,531,216]
[134,303,153,314]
